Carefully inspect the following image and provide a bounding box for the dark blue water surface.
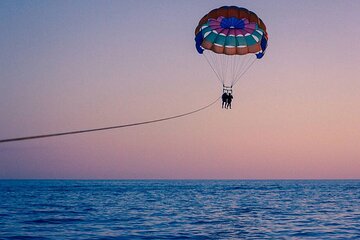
[1,180,360,239]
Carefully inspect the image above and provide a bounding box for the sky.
[1,0,360,179]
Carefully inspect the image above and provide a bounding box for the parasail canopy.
[195,6,268,88]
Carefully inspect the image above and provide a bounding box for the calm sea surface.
[0,180,359,239]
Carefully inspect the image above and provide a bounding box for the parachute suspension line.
[0,96,221,143]
[233,55,249,85]
[203,51,256,88]
[234,55,256,84]
[231,55,243,87]
[231,55,237,87]
[230,56,234,85]
[202,54,222,84]
[219,52,226,81]
[211,52,224,84]
[224,55,230,85]
[232,56,257,86]
[232,57,245,85]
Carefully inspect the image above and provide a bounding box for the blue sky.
[1,0,360,179]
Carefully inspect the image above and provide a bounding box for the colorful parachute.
[195,6,268,90]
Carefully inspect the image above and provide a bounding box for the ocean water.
[0,180,359,239]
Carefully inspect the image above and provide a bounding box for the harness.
[223,85,233,94]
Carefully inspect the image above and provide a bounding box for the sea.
[0,180,359,239]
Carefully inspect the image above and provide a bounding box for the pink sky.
[0,0,359,179]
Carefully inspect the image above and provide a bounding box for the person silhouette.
[227,93,233,109]
[222,92,229,109]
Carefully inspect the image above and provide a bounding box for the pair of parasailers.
[221,92,233,109]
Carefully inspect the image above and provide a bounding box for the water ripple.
[0,180,360,239]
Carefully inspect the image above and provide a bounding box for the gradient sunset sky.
[1,0,360,179]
